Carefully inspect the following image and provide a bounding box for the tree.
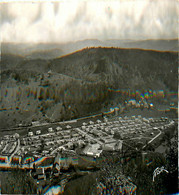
[164,133,178,194]
[38,88,45,101]
[46,88,50,99]
[1,169,37,194]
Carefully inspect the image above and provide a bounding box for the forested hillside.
[0,47,178,129]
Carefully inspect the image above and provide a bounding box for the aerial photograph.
[0,0,178,194]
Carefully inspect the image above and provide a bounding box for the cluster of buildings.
[115,116,155,138]
[0,114,176,195]
[109,115,172,151]
[0,133,19,156]
[21,126,84,157]
[0,114,174,167]
[126,99,154,109]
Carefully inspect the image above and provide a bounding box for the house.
[54,156,78,170]
[53,163,61,177]
[110,130,115,135]
[67,142,73,149]
[28,132,33,136]
[100,126,104,130]
[32,121,40,126]
[83,144,102,158]
[149,118,154,122]
[131,116,135,119]
[21,140,26,146]
[56,140,63,145]
[92,129,99,136]
[56,126,62,131]
[82,122,87,126]
[47,70,52,77]
[97,119,101,124]
[13,133,20,139]
[48,127,53,132]
[36,130,41,135]
[56,132,62,136]
[36,168,46,180]
[116,140,123,151]
[85,127,90,132]
[103,143,116,151]
[72,134,79,138]
[128,99,136,106]
[104,117,108,123]
[66,125,71,129]
[64,130,70,134]
[89,121,94,125]
[103,138,116,144]
[123,117,127,121]
[105,127,109,133]
[81,126,86,130]
[78,140,85,148]
[45,185,64,195]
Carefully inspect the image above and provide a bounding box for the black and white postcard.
[0,0,178,194]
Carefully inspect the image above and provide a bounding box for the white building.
[48,127,53,132]
[96,119,101,124]
[128,99,136,106]
[83,144,102,158]
[66,125,71,129]
[89,121,94,125]
[36,130,41,135]
[82,122,87,126]
[56,126,62,131]
[82,126,86,130]
[28,132,33,136]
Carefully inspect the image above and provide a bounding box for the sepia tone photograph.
[0,0,178,194]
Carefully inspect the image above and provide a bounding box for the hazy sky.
[1,0,178,43]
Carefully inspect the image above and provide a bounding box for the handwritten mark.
[153,166,169,182]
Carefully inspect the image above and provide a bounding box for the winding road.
[9,139,20,162]
[142,129,161,149]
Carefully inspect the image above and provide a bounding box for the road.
[9,139,20,162]
[142,129,162,149]
[0,108,114,133]
[1,144,8,153]
[127,136,151,140]
[50,143,68,155]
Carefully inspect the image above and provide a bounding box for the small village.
[0,111,175,164]
[0,103,177,194]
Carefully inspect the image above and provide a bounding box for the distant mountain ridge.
[2,39,178,60]
[26,48,64,60]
